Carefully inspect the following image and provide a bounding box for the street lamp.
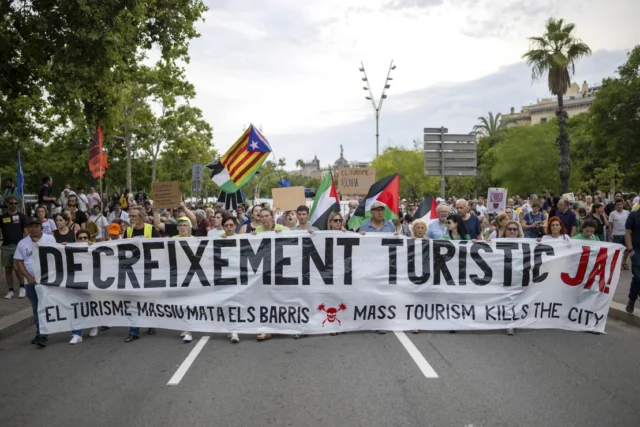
[359,60,395,157]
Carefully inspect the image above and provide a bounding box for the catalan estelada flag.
[206,124,271,192]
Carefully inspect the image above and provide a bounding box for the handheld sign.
[487,188,507,213]
[151,181,181,209]
[336,167,376,195]
[562,192,576,202]
[272,186,306,212]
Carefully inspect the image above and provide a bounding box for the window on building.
[540,118,547,123]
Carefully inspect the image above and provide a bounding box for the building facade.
[502,80,601,127]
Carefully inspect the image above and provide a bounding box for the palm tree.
[523,17,591,193]
[473,112,506,137]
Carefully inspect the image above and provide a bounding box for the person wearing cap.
[153,201,197,236]
[358,202,395,234]
[107,222,122,240]
[554,198,577,237]
[14,217,56,347]
[124,207,159,342]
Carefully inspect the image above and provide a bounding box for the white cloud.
[183,0,640,167]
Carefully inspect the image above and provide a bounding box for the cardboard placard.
[487,188,508,213]
[336,167,376,195]
[151,181,181,209]
[272,186,306,212]
[562,192,576,202]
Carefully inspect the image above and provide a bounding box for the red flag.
[89,125,108,179]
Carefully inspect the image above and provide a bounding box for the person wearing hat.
[14,217,56,347]
[107,222,123,240]
[358,202,395,234]
[356,201,394,335]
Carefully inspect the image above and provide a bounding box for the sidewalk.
[0,273,32,339]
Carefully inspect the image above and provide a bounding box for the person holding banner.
[489,213,510,240]
[253,208,287,233]
[218,215,239,239]
[358,202,394,234]
[53,213,76,245]
[14,218,56,347]
[171,216,197,343]
[292,205,318,232]
[68,230,99,344]
[326,211,347,232]
[239,206,262,234]
[573,219,599,241]
[541,217,570,241]
[443,214,471,241]
[124,207,159,342]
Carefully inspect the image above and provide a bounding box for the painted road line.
[394,331,439,379]
[167,336,210,385]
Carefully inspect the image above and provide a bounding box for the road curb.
[608,301,640,327]
[0,307,33,341]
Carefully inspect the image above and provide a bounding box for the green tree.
[473,112,507,137]
[491,121,582,195]
[523,17,592,193]
[370,147,439,199]
[588,45,640,189]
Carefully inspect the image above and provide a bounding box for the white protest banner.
[488,188,507,213]
[33,232,622,335]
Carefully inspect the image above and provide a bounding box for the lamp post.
[360,60,396,158]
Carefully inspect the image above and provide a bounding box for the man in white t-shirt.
[89,204,109,241]
[610,199,630,267]
[14,218,56,347]
[475,198,487,217]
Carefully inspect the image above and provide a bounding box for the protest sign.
[151,181,181,209]
[272,186,306,211]
[562,193,576,202]
[34,232,621,335]
[336,167,376,195]
[488,188,508,213]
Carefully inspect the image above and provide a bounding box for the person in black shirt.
[67,194,87,228]
[0,196,27,298]
[134,187,148,205]
[37,176,57,218]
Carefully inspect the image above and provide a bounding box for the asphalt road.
[1,319,639,427]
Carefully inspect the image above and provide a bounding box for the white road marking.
[167,336,210,385]
[394,331,439,378]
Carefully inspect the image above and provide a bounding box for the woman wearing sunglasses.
[327,211,347,231]
[442,214,470,240]
[68,230,99,344]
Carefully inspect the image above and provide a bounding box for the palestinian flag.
[347,174,400,230]
[413,195,439,223]
[309,172,340,230]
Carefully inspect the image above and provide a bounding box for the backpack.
[120,195,128,209]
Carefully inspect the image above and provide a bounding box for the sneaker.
[230,333,240,343]
[37,336,48,347]
[124,335,139,343]
[89,328,98,337]
[4,290,14,299]
[506,328,515,336]
[18,287,26,298]
[183,333,193,343]
[626,299,636,314]
[69,335,83,345]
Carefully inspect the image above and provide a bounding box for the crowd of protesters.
[2,176,640,348]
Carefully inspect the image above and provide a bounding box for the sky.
[182,0,640,169]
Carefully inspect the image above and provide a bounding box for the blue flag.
[17,151,24,199]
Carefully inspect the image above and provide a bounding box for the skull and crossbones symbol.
[318,303,347,326]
